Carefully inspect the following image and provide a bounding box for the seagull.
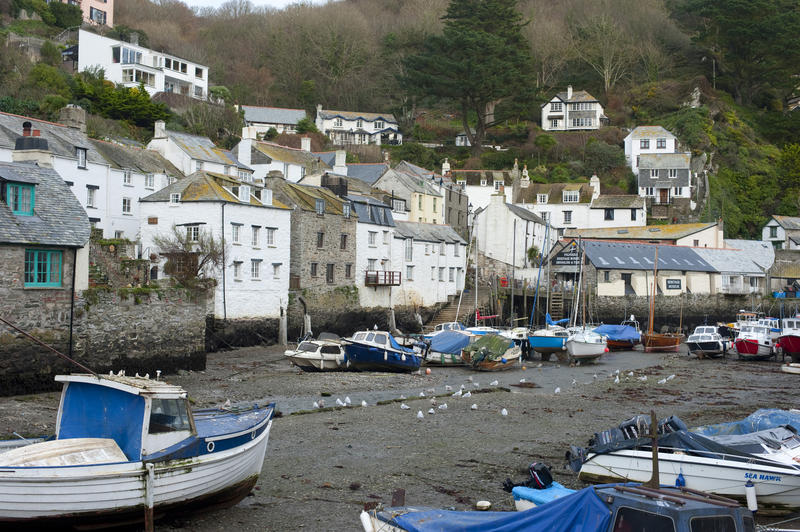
[313,401,319,409]
[554,387,561,394]
[520,378,526,383]
[463,391,472,398]
[468,376,474,382]
[452,390,463,397]
[471,404,478,410]
[344,396,351,405]
[501,408,508,416]
[536,363,543,368]
[419,391,426,397]
[658,378,667,384]
[571,379,577,386]
[460,384,466,390]
[627,371,634,377]
[638,375,648,381]
[430,398,437,405]
[576,360,581,366]
[593,374,598,379]
[438,403,448,410]
[400,395,406,400]
[336,398,345,406]
[426,388,436,394]
[490,380,498,386]
[445,385,453,391]
[361,400,368,407]
[428,408,435,415]
[417,410,424,419]
[667,374,676,381]
[473,382,480,387]
[615,369,620,375]
[614,376,620,384]
[222,399,231,408]
[400,403,410,410]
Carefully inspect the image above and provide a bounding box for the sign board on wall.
[665,279,681,290]
[552,240,580,266]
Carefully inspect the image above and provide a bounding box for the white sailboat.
[565,240,607,363]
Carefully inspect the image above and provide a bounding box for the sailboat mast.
[649,246,659,335]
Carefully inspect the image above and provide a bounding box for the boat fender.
[402,354,406,361]
[359,511,375,532]
[745,480,758,512]
[675,471,686,487]
[207,441,215,452]
[384,352,388,361]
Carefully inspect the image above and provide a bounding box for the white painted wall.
[624,128,678,174]
[540,89,604,132]
[586,206,647,228]
[675,225,724,248]
[463,183,512,212]
[356,222,394,308]
[390,234,467,307]
[78,30,208,99]
[139,200,291,319]
[518,202,591,230]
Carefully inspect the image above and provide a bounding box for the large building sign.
[552,240,580,266]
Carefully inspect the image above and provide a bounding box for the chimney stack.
[59,105,86,133]
[442,157,451,176]
[154,120,166,138]
[333,149,347,175]
[301,136,311,152]
[242,126,257,140]
[130,32,139,46]
[567,85,573,99]
[14,123,53,168]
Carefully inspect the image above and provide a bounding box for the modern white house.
[147,121,252,181]
[473,193,547,283]
[139,171,292,320]
[235,128,331,184]
[77,29,209,100]
[540,85,606,132]
[762,215,800,250]
[0,109,181,239]
[624,125,680,175]
[239,105,307,136]
[391,221,467,307]
[315,104,402,146]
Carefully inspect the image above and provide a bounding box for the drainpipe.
[68,247,77,357]
[221,203,227,321]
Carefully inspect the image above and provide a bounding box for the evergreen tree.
[402,0,533,155]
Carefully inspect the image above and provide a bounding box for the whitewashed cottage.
[315,105,402,146]
[540,86,606,132]
[624,125,680,175]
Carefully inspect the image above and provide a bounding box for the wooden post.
[644,410,660,489]
[391,488,406,506]
[144,462,155,532]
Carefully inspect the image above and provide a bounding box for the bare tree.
[153,224,225,287]
[568,12,635,93]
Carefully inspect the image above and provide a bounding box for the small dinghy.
[0,373,275,528]
[284,332,346,371]
[781,363,800,374]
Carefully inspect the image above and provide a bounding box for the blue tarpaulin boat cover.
[384,485,612,532]
[593,324,640,342]
[512,481,575,506]
[546,313,569,327]
[429,330,472,354]
[693,409,800,436]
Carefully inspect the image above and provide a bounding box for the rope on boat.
[0,315,97,376]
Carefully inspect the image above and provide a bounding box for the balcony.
[365,270,401,286]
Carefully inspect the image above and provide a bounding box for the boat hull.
[686,341,726,358]
[462,349,520,371]
[0,419,273,526]
[781,363,800,375]
[527,335,567,354]
[579,448,800,512]
[606,339,637,351]
[423,351,465,366]
[284,352,345,371]
[641,333,683,352]
[345,342,421,373]
[565,339,606,361]
[778,334,800,363]
[734,338,773,360]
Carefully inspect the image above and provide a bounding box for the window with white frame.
[640,139,650,149]
[233,261,242,280]
[356,119,362,128]
[454,244,460,257]
[86,187,96,207]
[645,187,655,196]
[122,197,131,214]
[368,231,377,246]
[251,259,261,279]
[551,102,562,112]
[405,238,413,261]
[651,169,659,178]
[368,258,377,271]
[537,194,548,204]
[315,199,325,215]
[375,120,384,129]
[383,231,389,244]
[657,138,667,149]
[770,226,778,238]
[266,227,275,246]
[439,241,445,254]
[187,225,200,242]
[668,168,678,178]
[76,147,87,169]
[343,203,351,218]
[563,190,579,203]
[334,118,342,127]
[425,244,430,255]
[231,224,241,243]
[145,173,154,189]
[631,208,637,221]
[170,193,180,204]
[563,210,572,224]
[493,180,502,191]
[392,199,405,213]
[406,265,414,280]
[550,119,559,129]
[251,226,260,247]
[438,267,445,281]
[431,266,435,280]
[123,169,132,185]
[673,187,683,196]
[571,117,593,127]
[480,179,487,186]
[239,170,250,181]
[273,263,281,279]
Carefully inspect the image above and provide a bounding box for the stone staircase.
[427,298,476,330]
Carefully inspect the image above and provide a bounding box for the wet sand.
[1,346,797,531]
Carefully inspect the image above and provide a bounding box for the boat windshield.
[149,398,192,434]
[689,516,737,532]
[366,333,375,342]
[298,342,318,352]
[613,507,675,532]
[354,332,366,341]
[783,319,800,329]
[374,333,387,345]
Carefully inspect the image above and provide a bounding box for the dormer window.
[334,118,342,127]
[537,194,548,204]
[343,203,351,218]
[315,198,325,215]
[493,180,502,191]
[76,147,87,169]
[196,161,204,171]
[375,120,384,129]
[356,119,363,128]
[480,179,487,186]
[238,170,251,182]
[170,193,181,204]
[563,190,579,203]
[551,102,562,112]
[5,182,35,216]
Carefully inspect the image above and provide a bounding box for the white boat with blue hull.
[0,373,275,529]
[344,330,422,372]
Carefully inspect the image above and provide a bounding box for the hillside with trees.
[0,0,798,237]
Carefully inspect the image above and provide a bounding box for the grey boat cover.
[693,409,800,436]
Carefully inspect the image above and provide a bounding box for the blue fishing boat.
[344,330,422,372]
[360,483,754,532]
[527,314,569,357]
[0,373,275,528]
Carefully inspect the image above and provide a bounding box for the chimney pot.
[22,121,32,137]
[32,129,40,137]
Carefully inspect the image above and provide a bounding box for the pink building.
[59,0,113,27]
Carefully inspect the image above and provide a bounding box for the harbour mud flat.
[1,346,797,531]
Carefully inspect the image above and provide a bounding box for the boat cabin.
[782,317,800,333]
[55,374,196,461]
[433,322,465,333]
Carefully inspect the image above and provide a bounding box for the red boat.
[734,324,773,360]
[778,317,800,363]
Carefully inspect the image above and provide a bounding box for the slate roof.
[638,153,691,169]
[167,130,250,169]
[394,221,466,244]
[0,112,103,164]
[346,163,389,185]
[279,182,349,215]
[770,250,800,278]
[251,141,330,169]
[693,247,765,275]
[516,182,593,205]
[724,239,775,271]
[89,139,183,177]
[582,241,715,272]
[771,215,800,230]
[448,169,515,187]
[0,161,89,247]
[140,171,289,209]
[376,168,443,197]
[565,222,717,241]
[345,194,394,227]
[624,126,676,140]
[314,151,336,168]
[590,195,645,209]
[507,203,545,224]
[543,89,599,106]
[318,109,397,123]
[241,105,306,126]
